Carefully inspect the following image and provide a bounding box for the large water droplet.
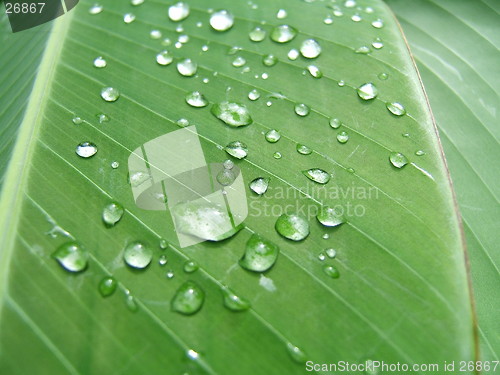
[386,102,406,116]
[307,65,322,78]
[265,129,281,143]
[357,83,378,100]
[99,276,117,297]
[211,101,253,127]
[317,206,344,227]
[225,141,248,159]
[156,50,173,65]
[249,26,266,42]
[249,177,270,195]
[270,25,297,43]
[324,265,340,278]
[102,202,124,227]
[263,54,278,67]
[210,10,234,31]
[93,56,107,68]
[294,103,310,117]
[287,342,307,363]
[222,287,251,311]
[389,152,408,168]
[239,234,279,272]
[337,131,349,144]
[101,87,120,102]
[296,144,312,155]
[177,58,197,76]
[275,214,310,241]
[302,168,331,184]
[123,241,153,269]
[172,281,205,315]
[300,39,321,58]
[53,242,89,272]
[248,89,260,101]
[185,91,209,107]
[168,2,190,21]
[76,142,98,158]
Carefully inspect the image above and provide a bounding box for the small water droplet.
[386,102,406,116]
[300,39,321,59]
[318,253,326,261]
[128,171,151,187]
[201,45,209,52]
[365,6,374,13]
[131,0,144,5]
[307,65,322,78]
[76,142,97,158]
[97,113,109,124]
[211,101,253,127]
[338,80,345,87]
[357,83,378,100]
[225,141,248,159]
[347,167,355,174]
[99,276,117,297]
[322,233,330,240]
[101,87,120,102]
[317,206,344,227]
[240,234,279,272]
[210,10,234,31]
[345,0,356,7]
[275,214,310,241]
[287,48,299,60]
[273,151,282,159]
[333,9,344,17]
[123,241,153,269]
[89,4,103,15]
[184,260,199,273]
[178,35,189,44]
[337,131,349,144]
[371,19,384,28]
[249,177,270,195]
[286,342,307,363]
[351,13,362,22]
[248,89,260,101]
[168,2,190,21]
[93,56,107,68]
[355,46,371,54]
[166,270,175,279]
[378,72,389,80]
[111,161,119,169]
[249,26,266,42]
[324,15,333,24]
[265,129,281,143]
[158,254,168,266]
[389,152,408,168]
[155,50,173,66]
[215,168,234,185]
[162,38,172,46]
[415,150,425,156]
[325,248,337,258]
[296,144,312,155]
[302,168,331,184]
[125,290,139,312]
[402,133,410,138]
[329,118,342,129]
[72,116,83,125]
[53,242,89,272]
[232,56,246,67]
[270,25,297,43]
[102,202,124,227]
[176,118,189,127]
[159,239,169,249]
[294,103,310,117]
[222,287,251,311]
[172,281,205,315]
[185,91,209,107]
[276,9,287,19]
[266,101,273,107]
[263,54,278,67]
[177,58,197,76]
[372,37,384,49]
[324,265,340,278]
[123,13,136,23]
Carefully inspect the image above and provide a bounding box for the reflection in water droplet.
[102,202,124,227]
[249,177,270,195]
[177,58,197,76]
[300,39,322,58]
[249,27,266,42]
[101,87,120,102]
[265,129,281,143]
[263,54,278,67]
[275,214,310,241]
[225,141,248,159]
[303,169,331,184]
[386,102,406,116]
[357,83,378,100]
[294,103,310,117]
[317,206,344,227]
[389,152,408,168]
[123,241,153,269]
[76,142,98,158]
[185,91,209,107]
[287,342,307,363]
[211,102,253,127]
[240,234,279,272]
[210,10,234,31]
[337,131,349,144]
[270,25,297,43]
[53,242,89,272]
[168,2,190,21]
[99,277,117,297]
[93,56,107,68]
[324,265,340,278]
[222,287,251,311]
[172,281,205,315]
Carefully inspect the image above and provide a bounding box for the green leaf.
[0,1,477,374]
[387,0,500,362]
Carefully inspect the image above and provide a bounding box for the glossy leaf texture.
[388,0,500,363]
[0,1,476,374]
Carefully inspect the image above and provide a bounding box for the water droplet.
[344,0,356,7]
[249,177,270,195]
[338,80,345,87]
[211,102,253,127]
[324,15,333,24]
[296,144,312,155]
[300,39,322,59]
[97,113,109,123]
[102,202,124,227]
[287,49,299,60]
[99,277,117,297]
[249,26,266,42]
[329,118,342,129]
[186,349,199,360]
[131,0,144,4]
[231,56,246,68]
[225,141,248,159]
[273,151,282,159]
[162,38,172,46]
[240,234,279,272]
[201,45,209,52]
[371,19,384,28]
[333,9,344,17]
[276,9,287,19]
[318,252,326,261]
[168,2,190,21]
[286,342,307,363]
[389,152,408,168]
[355,46,371,54]
[275,214,310,241]
[415,150,425,156]
[216,166,235,186]
[123,13,136,23]
[317,206,344,227]
[125,290,139,312]
[72,116,82,125]
[357,83,378,100]
[320,264,340,280]
[123,241,153,269]
[222,287,251,311]
[185,91,209,107]
[111,161,119,169]
[101,87,120,102]
[128,171,151,187]
[386,102,406,116]
[372,37,384,49]
[351,13,362,22]
[302,168,331,184]
[248,89,260,101]
[76,142,97,158]
[265,129,281,143]
[210,10,234,31]
[166,270,175,279]
[177,58,197,76]
[172,281,205,315]
[294,103,310,117]
[159,239,169,249]
[89,4,103,15]
[183,260,199,273]
[93,56,107,68]
[156,50,173,66]
[221,159,233,170]
[337,131,349,144]
[53,242,88,272]
[307,65,323,78]
[322,233,330,240]
[325,248,337,258]
[270,25,297,43]
[402,133,410,138]
[176,118,189,127]
[158,254,168,266]
[266,101,273,107]
[263,54,278,67]
[378,72,389,80]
